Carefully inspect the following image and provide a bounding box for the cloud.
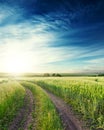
[0,5,25,27]
[86,58,104,64]
[0,0,104,73]
[0,18,104,73]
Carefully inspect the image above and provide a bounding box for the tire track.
[9,89,34,130]
[44,89,89,130]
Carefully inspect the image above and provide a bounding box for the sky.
[0,0,104,73]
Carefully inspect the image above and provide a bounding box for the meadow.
[0,76,104,130]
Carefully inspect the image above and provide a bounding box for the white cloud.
[0,5,104,73]
[86,58,104,64]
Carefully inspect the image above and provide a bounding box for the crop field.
[0,77,104,130]
[35,77,104,129]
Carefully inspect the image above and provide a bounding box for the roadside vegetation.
[0,81,25,130]
[35,77,104,130]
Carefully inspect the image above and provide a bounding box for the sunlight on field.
[0,76,104,129]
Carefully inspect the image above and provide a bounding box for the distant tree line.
[52,73,62,77]
[98,73,104,76]
[43,73,62,77]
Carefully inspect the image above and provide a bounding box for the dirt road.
[8,84,89,130]
[9,89,34,130]
[44,89,89,130]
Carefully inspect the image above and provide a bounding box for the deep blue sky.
[0,0,104,73]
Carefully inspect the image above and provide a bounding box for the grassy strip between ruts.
[21,81,63,130]
[0,81,25,130]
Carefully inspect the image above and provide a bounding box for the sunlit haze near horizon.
[0,0,104,73]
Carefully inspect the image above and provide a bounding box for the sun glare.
[4,52,29,74]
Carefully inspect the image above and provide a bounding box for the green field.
[34,77,104,129]
[0,80,25,129]
[0,77,104,130]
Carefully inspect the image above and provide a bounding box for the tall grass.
[0,81,25,130]
[21,81,63,130]
[35,77,104,129]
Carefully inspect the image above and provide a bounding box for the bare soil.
[9,89,34,130]
[44,89,89,130]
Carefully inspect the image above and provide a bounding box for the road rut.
[44,89,89,130]
[9,89,34,130]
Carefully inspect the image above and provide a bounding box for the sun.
[4,52,29,74]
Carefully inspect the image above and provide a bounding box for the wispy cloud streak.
[0,0,104,73]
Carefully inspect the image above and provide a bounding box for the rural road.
[44,89,89,130]
[8,84,89,130]
[9,89,34,130]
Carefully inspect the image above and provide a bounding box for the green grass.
[34,77,104,130]
[0,81,25,130]
[21,81,63,130]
